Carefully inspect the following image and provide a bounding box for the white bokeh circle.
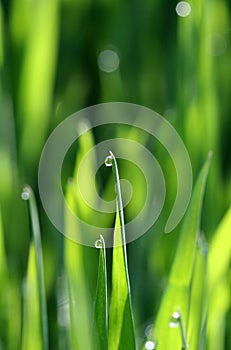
[38,102,192,247]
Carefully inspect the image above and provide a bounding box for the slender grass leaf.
[64,181,93,350]
[0,206,7,345]
[206,207,231,350]
[0,2,4,74]
[64,120,100,348]
[152,154,212,350]
[21,242,43,350]
[93,235,108,350]
[187,234,207,350]
[0,207,7,289]
[0,207,21,349]
[21,186,48,350]
[64,119,107,348]
[12,0,59,170]
[107,152,136,350]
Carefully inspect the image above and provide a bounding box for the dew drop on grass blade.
[107,151,136,350]
[151,154,212,350]
[21,186,48,350]
[93,235,108,350]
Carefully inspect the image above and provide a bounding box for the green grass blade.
[169,153,212,286]
[187,234,207,350]
[0,206,21,349]
[206,206,231,350]
[152,154,212,350]
[107,152,136,350]
[21,186,48,350]
[21,242,43,350]
[64,121,99,349]
[93,235,108,350]
[64,120,107,349]
[0,206,7,344]
[64,182,93,350]
[11,0,59,172]
[0,207,7,291]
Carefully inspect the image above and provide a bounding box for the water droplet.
[95,239,103,249]
[145,340,156,350]
[169,311,180,328]
[145,323,154,338]
[105,155,113,167]
[176,1,191,17]
[21,187,30,201]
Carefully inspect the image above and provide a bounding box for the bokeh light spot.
[97,49,120,73]
[176,1,191,17]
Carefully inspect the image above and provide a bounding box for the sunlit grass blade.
[151,154,212,350]
[206,206,231,350]
[10,0,59,172]
[64,181,93,350]
[64,120,99,348]
[21,186,48,350]
[107,152,136,350]
[187,234,208,350]
[93,235,108,350]
[21,242,43,350]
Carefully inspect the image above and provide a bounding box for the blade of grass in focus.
[107,152,136,350]
[206,207,231,350]
[93,235,108,350]
[151,154,212,350]
[21,186,48,350]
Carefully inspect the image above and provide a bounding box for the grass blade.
[107,152,136,350]
[93,235,108,350]
[152,154,212,350]
[11,0,59,172]
[64,121,98,349]
[21,186,48,350]
[64,181,93,350]
[206,207,231,350]
[187,234,208,350]
[0,206,8,345]
[0,206,21,349]
[0,207,7,294]
[21,242,43,350]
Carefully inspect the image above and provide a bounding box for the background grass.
[0,0,231,349]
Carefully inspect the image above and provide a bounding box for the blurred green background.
[0,0,230,349]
